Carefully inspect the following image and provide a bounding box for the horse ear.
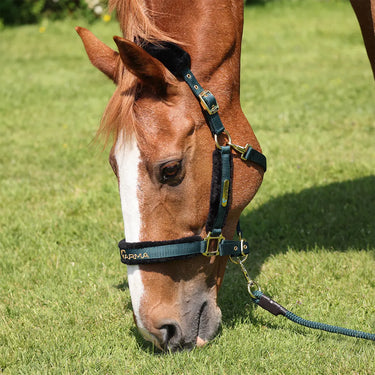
[75,27,119,82]
[113,36,170,95]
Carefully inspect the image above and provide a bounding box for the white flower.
[94,5,103,15]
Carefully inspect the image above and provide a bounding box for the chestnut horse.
[76,0,375,352]
[77,0,264,351]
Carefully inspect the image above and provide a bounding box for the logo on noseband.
[120,249,150,260]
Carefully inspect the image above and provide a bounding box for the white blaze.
[115,135,145,328]
[115,134,141,243]
[115,134,162,348]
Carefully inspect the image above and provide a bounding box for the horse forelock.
[108,0,178,44]
[98,0,180,147]
[98,67,178,148]
[98,65,137,146]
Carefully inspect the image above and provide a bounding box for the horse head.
[76,0,264,351]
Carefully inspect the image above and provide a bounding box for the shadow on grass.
[114,279,129,291]
[220,175,375,325]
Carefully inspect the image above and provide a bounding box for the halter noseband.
[118,41,267,265]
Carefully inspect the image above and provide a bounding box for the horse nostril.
[158,320,184,351]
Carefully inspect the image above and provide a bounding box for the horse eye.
[160,161,182,185]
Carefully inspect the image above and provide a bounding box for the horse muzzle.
[127,259,223,352]
[137,298,222,352]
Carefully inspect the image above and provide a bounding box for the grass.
[0,0,374,373]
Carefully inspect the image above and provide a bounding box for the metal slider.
[203,232,225,256]
[198,90,219,115]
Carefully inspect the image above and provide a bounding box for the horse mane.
[108,0,176,43]
[98,0,178,145]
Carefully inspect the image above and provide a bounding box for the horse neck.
[146,0,244,92]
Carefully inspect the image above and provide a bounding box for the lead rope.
[231,254,375,341]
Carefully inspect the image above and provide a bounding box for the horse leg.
[350,0,375,79]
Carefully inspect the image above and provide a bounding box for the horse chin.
[194,300,222,347]
[196,336,207,347]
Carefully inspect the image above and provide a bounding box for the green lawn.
[1,0,374,373]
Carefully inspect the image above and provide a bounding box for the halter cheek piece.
[118,42,267,265]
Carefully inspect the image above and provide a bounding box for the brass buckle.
[203,232,225,256]
[199,90,219,115]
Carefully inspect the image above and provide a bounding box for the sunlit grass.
[1,1,374,373]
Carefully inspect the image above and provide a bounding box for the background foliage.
[0,0,348,26]
[0,0,107,25]
[0,0,374,373]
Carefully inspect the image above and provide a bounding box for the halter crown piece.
[118,41,267,265]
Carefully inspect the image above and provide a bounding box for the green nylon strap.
[211,146,232,237]
[182,69,225,135]
[182,69,267,171]
[119,239,250,265]
[242,146,267,172]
